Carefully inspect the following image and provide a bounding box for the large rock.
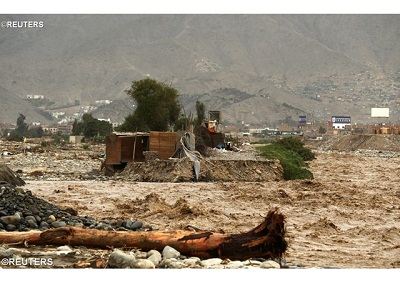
[0,247,13,259]
[0,164,25,186]
[147,250,162,266]
[107,249,136,268]
[162,246,181,259]
[131,259,155,269]
[0,212,21,225]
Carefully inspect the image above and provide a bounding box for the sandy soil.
[23,151,400,268]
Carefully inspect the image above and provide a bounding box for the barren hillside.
[1,15,400,125]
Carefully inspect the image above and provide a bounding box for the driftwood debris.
[0,208,287,261]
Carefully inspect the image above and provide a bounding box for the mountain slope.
[1,14,399,125]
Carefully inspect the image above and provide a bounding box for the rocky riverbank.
[2,139,400,270]
[0,141,287,269]
[0,182,144,233]
[0,244,284,269]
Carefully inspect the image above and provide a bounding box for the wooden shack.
[105,132,149,166]
[149,131,178,160]
[105,131,178,167]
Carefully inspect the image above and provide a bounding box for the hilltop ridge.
[1,14,400,126]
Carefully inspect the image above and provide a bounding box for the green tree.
[195,100,206,126]
[51,132,69,145]
[72,113,112,139]
[118,78,181,132]
[173,113,193,132]
[6,113,31,141]
[72,119,85,136]
[16,113,28,136]
[27,126,44,138]
[192,101,210,156]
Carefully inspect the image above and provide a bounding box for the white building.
[331,116,351,129]
[26,94,45,99]
[95,100,113,105]
[52,112,66,119]
[98,118,111,123]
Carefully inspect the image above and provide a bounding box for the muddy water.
[25,152,400,268]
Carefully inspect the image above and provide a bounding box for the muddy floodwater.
[24,151,400,269]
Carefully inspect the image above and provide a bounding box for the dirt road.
[23,150,400,268]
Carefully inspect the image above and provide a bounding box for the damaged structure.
[104,131,201,179]
[103,131,283,182]
[105,131,179,166]
[103,131,201,181]
[103,112,285,182]
[204,110,225,148]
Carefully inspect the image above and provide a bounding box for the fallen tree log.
[0,208,287,261]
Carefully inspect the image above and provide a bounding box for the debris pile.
[105,246,283,269]
[305,134,400,153]
[118,157,284,182]
[0,182,144,232]
[1,142,105,181]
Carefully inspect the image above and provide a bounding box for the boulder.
[0,164,25,186]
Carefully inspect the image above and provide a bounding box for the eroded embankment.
[118,157,284,182]
[305,134,400,152]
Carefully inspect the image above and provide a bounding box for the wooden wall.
[149,131,178,160]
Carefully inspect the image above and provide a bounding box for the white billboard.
[331,116,351,123]
[371,108,389,118]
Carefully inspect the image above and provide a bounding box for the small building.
[149,131,179,160]
[331,116,351,129]
[105,132,150,166]
[69,135,84,144]
[380,127,389,135]
[209,110,221,123]
[298,115,307,129]
[26,94,45,99]
[105,131,179,168]
[57,124,73,135]
[278,123,293,132]
[42,127,58,134]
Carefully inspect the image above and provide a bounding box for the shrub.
[82,144,90,150]
[40,140,51,147]
[274,136,315,161]
[6,132,24,142]
[257,137,314,180]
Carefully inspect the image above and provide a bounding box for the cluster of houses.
[2,108,400,146]
[223,114,400,144]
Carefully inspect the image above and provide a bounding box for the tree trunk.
[0,208,287,260]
